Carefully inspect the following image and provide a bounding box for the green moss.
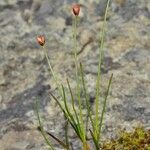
[101,127,150,150]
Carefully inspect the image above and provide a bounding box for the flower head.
[72,4,80,16]
[37,35,45,46]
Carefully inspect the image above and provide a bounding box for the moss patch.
[101,127,150,150]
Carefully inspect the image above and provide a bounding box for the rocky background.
[0,0,150,149]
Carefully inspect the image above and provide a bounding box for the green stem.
[35,98,55,150]
[98,73,113,143]
[64,119,70,150]
[50,92,81,137]
[43,46,63,98]
[79,63,95,131]
[66,78,81,131]
[73,16,85,143]
[94,0,111,140]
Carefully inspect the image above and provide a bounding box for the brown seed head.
[37,35,45,46]
[72,4,80,16]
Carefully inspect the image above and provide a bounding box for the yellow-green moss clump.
[101,127,150,150]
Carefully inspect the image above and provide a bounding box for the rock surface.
[0,0,150,149]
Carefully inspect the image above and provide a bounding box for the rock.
[96,0,109,16]
[147,2,150,13]
[34,0,53,24]
[0,95,2,103]
[9,141,31,150]
[80,29,94,45]
[0,0,150,149]
[0,0,17,6]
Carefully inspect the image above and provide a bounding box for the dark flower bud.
[37,35,45,46]
[72,4,80,16]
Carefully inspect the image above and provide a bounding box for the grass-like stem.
[35,98,55,150]
[98,73,113,145]
[94,0,111,142]
[73,15,86,143]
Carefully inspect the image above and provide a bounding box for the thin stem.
[42,46,63,102]
[79,63,95,131]
[64,119,70,150]
[45,130,69,149]
[89,129,99,150]
[50,92,82,140]
[73,16,85,142]
[98,73,113,143]
[62,84,84,141]
[35,98,55,150]
[94,0,111,140]
[66,78,81,130]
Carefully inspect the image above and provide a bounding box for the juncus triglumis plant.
[35,1,113,150]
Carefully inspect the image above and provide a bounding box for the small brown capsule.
[72,4,80,16]
[37,35,45,46]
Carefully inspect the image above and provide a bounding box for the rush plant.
[35,0,113,149]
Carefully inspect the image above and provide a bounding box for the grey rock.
[0,0,150,149]
[8,141,31,150]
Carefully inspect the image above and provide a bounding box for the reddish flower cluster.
[37,35,45,46]
[72,4,80,16]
